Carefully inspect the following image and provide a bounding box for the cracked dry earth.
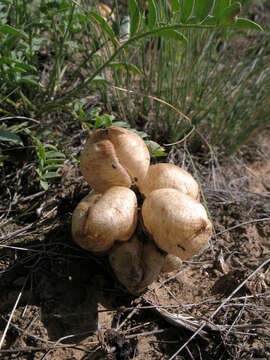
[0,126,270,360]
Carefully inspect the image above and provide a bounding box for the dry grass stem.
[0,291,23,349]
[215,217,270,236]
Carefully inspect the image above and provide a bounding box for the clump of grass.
[0,0,266,157]
[107,4,269,155]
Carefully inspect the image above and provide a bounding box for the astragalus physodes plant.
[72,126,212,294]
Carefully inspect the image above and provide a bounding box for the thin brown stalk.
[123,322,151,334]
[116,303,141,331]
[125,328,166,339]
[216,217,270,236]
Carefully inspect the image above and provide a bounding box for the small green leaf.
[36,168,43,178]
[112,121,130,128]
[151,150,167,157]
[43,164,64,171]
[107,62,142,75]
[45,151,65,159]
[172,0,180,13]
[10,66,25,74]
[0,25,28,40]
[180,0,194,23]
[38,147,46,163]
[0,57,37,72]
[104,114,113,127]
[214,0,231,21]
[148,0,157,30]
[89,11,117,46]
[18,76,40,87]
[40,179,49,191]
[92,76,111,85]
[43,171,61,179]
[195,0,215,22]
[0,130,23,145]
[132,130,148,138]
[153,29,187,43]
[146,140,167,157]
[0,154,9,162]
[76,13,92,25]
[94,115,104,128]
[44,144,58,151]
[231,18,264,31]
[129,0,140,36]
[220,2,241,24]
[9,122,28,133]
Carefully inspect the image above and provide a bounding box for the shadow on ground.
[0,222,135,346]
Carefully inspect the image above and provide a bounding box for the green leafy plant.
[0,0,265,156]
[73,104,166,157]
[0,120,26,163]
[0,127,24,147]
[127,25,270,152]
[93,0,267,154]
[38,0,262,111]
[1,0,262,114]
[24,128,66,191]
[0,0,44,115]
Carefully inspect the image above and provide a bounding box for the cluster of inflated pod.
[72,126,212,294]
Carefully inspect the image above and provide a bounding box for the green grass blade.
[148,0,158,30]
[180,0,195,23]
[195,0,215,22]
[129,0,140,36]
[0,24,28,40]
[231,18,264,31]
[0,130,23,145]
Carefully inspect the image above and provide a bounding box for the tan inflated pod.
[139,163,200,200]
[109,239,166,294]
[162,254,182,273]
[136,241,165,293]
[142,189,212,260]
[80,126,150,193]
[72,186,137,253]
[109,235,143,294]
